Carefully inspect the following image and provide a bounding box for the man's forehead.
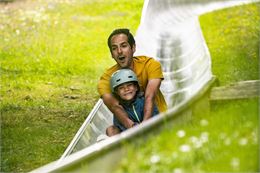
[111,40,128,46]
[111,34,127,42]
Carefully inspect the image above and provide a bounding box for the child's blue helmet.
[110,69,139,93]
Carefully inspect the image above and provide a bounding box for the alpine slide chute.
[30,0,257,172]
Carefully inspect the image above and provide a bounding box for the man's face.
[110,33,136,69]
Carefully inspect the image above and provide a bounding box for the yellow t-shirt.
[98,56,167,113]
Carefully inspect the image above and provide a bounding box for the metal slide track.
[30,0,257,172]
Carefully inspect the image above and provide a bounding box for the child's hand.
[132,122,139,127]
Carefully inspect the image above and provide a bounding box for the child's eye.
[118,86,124,90]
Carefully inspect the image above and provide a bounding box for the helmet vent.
[128,76,133,78]
[116,79,121,82]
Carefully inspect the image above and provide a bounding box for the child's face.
[116,82,138,101]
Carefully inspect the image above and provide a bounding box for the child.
[108,68,159,134]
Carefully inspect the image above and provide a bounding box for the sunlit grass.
[114,2,259,173]
[1,1,259,172]
[200,2,259,85]
[0,0,143,172]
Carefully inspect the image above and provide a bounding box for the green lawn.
[0,0,143,172]
[0,1,259,173]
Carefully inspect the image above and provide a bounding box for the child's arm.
[102,93,135,128]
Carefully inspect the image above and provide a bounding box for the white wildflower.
[16,29,20,35]
[224,138,231,146]
[230,157,240,169]
[40,105,45,109]
[39,7,45,12]
[0,24,4,30]
[189,136,198,143]
[238,138,248,146]
[200,119,209,126]
[194,140,203,148]
[19,16,26,21]
[179,144,191,152]
[173,168,183,173]
[200,132,209,143]
[177,130,186,138]
[190,136,203,148]
[150,154,160,164]
[21,22,26,26]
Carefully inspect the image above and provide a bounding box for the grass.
[113,2,260,173]
[0,0,143,172]
[0,1,259,173]
[201,2,259,85]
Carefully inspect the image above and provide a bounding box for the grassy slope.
[114,2,259,173]
[0,0,143,172]
[201,2,259,85]
[1,1,259,172]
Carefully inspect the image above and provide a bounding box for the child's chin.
[123,96,134,101]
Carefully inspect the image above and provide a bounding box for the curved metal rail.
[30,0,257,172]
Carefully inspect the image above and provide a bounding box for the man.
[98,28,167,136]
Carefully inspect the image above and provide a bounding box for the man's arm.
[143,78,162,121]
[102,93,134,128]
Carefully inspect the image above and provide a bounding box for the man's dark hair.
[107,28,135,52]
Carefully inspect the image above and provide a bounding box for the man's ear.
[132,44,136,53]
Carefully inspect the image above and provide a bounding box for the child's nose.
[124,86,129,91]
